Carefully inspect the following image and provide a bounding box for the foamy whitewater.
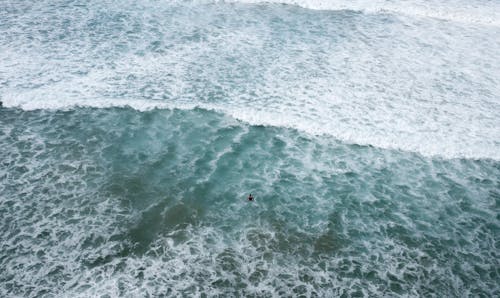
[1,0,499,297]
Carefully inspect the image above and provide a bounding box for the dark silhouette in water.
[248,194,254,201]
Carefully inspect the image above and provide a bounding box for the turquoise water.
[1,0,499,297]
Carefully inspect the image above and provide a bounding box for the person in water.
[248,194,254,201]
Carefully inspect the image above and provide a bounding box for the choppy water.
[1,0,499,297]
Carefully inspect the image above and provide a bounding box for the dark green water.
[1,107,498,296]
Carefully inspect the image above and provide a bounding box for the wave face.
[1,0,499,159]
[1,0,500,297]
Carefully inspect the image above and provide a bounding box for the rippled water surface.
[1,0,499,297]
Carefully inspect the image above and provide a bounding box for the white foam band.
[3,95,499,161]
[216,0,500,26]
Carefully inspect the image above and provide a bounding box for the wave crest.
[216,0,500,26]
[3,95,499,161]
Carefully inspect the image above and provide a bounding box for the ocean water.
[1,0,499,297]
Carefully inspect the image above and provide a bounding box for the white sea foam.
[218,0,500,26]
[4,93,499,160]
[1,0,499,161]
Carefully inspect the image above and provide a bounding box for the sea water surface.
[1,0,499,297]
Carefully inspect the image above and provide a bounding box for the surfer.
[248,194,254,202]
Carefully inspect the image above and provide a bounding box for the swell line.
[2,96,499,161]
